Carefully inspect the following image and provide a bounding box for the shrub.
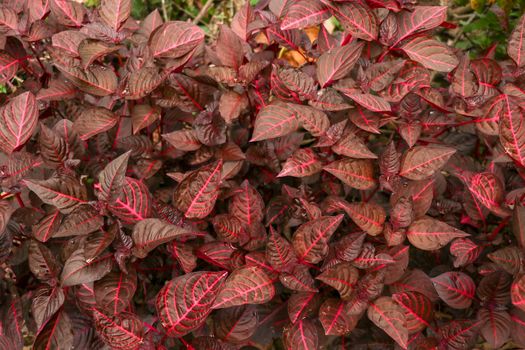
[0,0,525,349]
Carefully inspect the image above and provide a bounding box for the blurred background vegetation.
[78,0,525,58]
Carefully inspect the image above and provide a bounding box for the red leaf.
[61,248,113,286]
[212,305,258,343]
[212,266,275,309]
[73,107,118,140]
[149,21,204,59]
[324,158,376,190]
[266,227,297,272]
[367,296,408,349]
[99,0,131,31]
[97,151,131,203]
[33,309,73,350]
[432,272,476,309]
[25,175,88,214]
[0,92,38,154]
[0,52,19,84]
[229,180,264,226]
[278,148,322,178]
[316,41,365,87]
[108,177,152,223]
[407,217,469,251]
[131,104,161,134]
[342,201,386,236]
[347,93,392,112]
[283,319,319,350]
[508,13,525,68]
[31,285,65,330]
[332,131,377,159]
[394,6,448,47]
[216,25,244,69]
[319,298,359,336]
[399,145,456,180]
[450,238,482,268]
[132,218,199,258]
[288,292,321,324]
[50,0,85,27]
[93,309,144,349]
[499,94,525,167]
[477,308,511,349]
[316,262,359,300]
[291,104,330,137]
[251,102,299,142]
[324,1,378,41]
[156,271,227,336]
[95,269,137,315]
[401,36,458,72]
[293,215,344,264]
[393,291,433,334]
[281,0,330,30]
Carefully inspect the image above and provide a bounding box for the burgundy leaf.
[477,308,511,349]
[316,262,358,300]
[93,309,143,349]
[367,296,408,349]
[266,227,297,272]
[99,0,131,31]
[324,1,378,41]
[324,158,376,190]
[25,176,88,214]
[149,21,204,59]
[213,305,258,344]
[283,319,318,350]
[342,201,386,236]
[29,240,62,282]
[508,13,525,68]
[394,6,448,47]
[317,41,365,88]
[229,180,264,226]
[54,205,103,238]
[332,131,377,159]
[131,104,160,134]
[319,298,359,336]
[50,0,85,27]
[291,104,330,137]
[73,107,118,140]
[212,266,275,309]
[450,238,482,268]
[132,218,199,258]
[288,292,321,324]
[173,160,223,219]
[108,177,152,223]
[97,151,131,203]
[347,93,392,112]
[0,52,18,84]
[432,272,476,309]
[499,94,525,167]
[251,102,299,142]
[0,92,38,154]
[156,271,227,336]
[94,269,137,315]
[278,148,322,178]
[31,285,65,330]
[293,215,344,264]
[33,309,73,350]
[401,36,458,72]
[281,0,330,30]
[212,214,248,244]
[61,248,113,286]
[392,291,433,334]
[399,145,456,180]
[407,217,469,251]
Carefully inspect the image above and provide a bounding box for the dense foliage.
[1,0,525,349]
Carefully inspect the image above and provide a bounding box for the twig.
[160,0,168,21]
[452,12,477,46]
[193,0,214,25]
